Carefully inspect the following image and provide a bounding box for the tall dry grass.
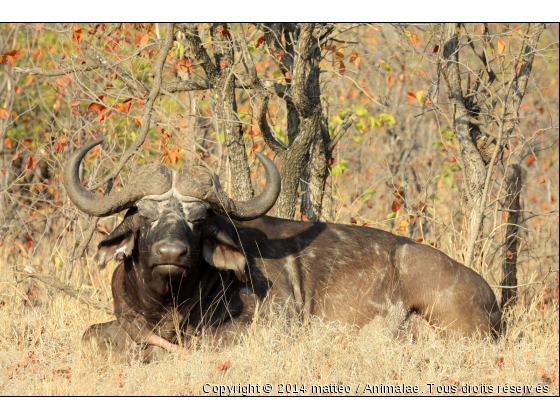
[0,269,557,395]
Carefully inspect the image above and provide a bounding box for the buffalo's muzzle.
[154,241,188,266]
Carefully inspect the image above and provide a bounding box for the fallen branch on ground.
[20,266,113,315]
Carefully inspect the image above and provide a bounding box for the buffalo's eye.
[140,215,156,223]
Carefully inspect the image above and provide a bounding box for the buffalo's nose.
[155,242,188,262]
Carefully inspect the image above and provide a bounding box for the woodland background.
[0,23,558,395]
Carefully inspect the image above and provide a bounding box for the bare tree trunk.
[501,165,522,310]
[440,23,547,269]
[181,23,254,200]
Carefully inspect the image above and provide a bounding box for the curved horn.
[63,139,173,217]
[221,151,281,220]
[175,151,281,221]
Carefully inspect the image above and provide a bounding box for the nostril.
[155,242,188,261]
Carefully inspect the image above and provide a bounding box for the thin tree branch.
[21,266,113,315]
[89,23,175,190]
[327,111,357,151]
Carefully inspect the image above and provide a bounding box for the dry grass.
[0,274,557,396]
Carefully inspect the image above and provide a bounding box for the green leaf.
[445,131,454,139]
[332,160,349,176]
[356,106,368,116]
[451,184,458,191]
[379,113,395,126]
[220,131,225,143]
[381,61,392,72]
[273,69,282,78]
[369,116,381,128]
[353,135,363,144]
[387,212,397,219]
[355,119,365,132]
[333,115,343,125]
[365,188,376,194]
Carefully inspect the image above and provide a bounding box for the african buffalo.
[65,139,501,359]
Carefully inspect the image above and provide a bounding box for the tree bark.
[501,165,522,310]
[181,23,254,200]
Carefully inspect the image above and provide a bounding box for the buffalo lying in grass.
[65,140,501,360]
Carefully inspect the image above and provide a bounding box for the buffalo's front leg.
[82,321,169,362]
[118,319,190,357]
[82,320,139,361]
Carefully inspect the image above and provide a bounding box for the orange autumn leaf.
[26,75,33,86]
[0,50,20,65]
[338,61,346,75]
[73,24,83,45]
[497,39,506,54]
[71,109,80,116]
[13,149,22,160]
[535,217,542,228]
[134,32,149,47]
[221,61,227,68]
[350,217,357,225]
[507,250,513,259]
[0,107,10,119]
[349,52,359,62]
[115,102,131,114]
[71,101,79,107]
[217,360,231,371]
[526,155,535,166]
[411,34,420,46]
[539,176,546,184]
[255,36,265,48]
[25,156,36,170]
[5,137,12,149]
[407,90,415,105]
[26,236,33,250]
[302,215,310,222]
[391,200,401,212]
[23,139,32,147]
[14,85,22,94]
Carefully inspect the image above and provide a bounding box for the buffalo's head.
[64,139,280,286]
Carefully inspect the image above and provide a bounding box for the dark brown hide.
[86,213,501,361]
[233,216,501,337]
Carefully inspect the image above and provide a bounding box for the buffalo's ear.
[203,229,246,272]
[94,209,140,269]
